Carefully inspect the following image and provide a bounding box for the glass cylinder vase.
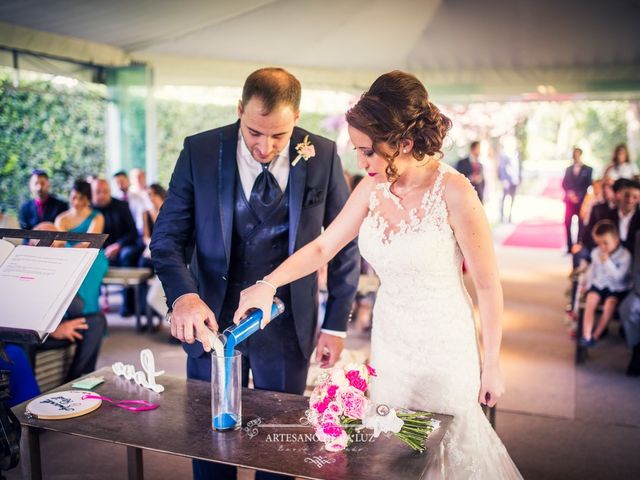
[211,349,241,431]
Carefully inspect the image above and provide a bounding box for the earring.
[403,149,407,153]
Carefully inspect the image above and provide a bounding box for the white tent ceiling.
[1,0,639,97]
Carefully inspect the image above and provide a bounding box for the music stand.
[0,228,107,477]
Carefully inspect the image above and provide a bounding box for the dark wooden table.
[13,367,452,480]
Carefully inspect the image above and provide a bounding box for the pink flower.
[321,410,339,426]
[313,397,330,414]
[339,387,368,419]
[301,145,316,158]
[345,370,368,392]
[327,384,339,397]
[366,364,377,377]
[327,401,343,416]
[322,423,343,438]
[315,425,330,442]
[324,430,350,452]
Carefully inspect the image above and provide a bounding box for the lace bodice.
[359,163,464,300]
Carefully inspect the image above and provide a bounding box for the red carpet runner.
[502,220,565,249]
[502,177,565,249]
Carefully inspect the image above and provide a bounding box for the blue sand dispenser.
[212,298,285,430]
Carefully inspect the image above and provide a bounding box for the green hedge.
[0,74,107,214]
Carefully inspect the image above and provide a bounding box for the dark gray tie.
[249,163,282,219]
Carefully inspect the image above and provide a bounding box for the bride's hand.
[232,282,276,329]
[478,363,505,407]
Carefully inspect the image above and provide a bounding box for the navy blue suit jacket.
[19,196,68,229]
[151,123,360,359]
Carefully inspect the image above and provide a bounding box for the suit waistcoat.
[219,173,291,327]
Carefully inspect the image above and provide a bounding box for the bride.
[234,70,522,478]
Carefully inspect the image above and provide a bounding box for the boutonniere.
[292,135,316,167]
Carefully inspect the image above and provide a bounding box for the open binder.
[0,228,108,344]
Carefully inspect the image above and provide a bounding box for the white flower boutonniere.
[292,135,316,167]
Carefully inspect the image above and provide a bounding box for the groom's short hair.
[242,67,301,114]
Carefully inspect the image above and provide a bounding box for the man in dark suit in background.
[19,169,68,229]
[562,147,593,253]
[151,67,359,480]
[455,141,485,202]
[91,178,141,316]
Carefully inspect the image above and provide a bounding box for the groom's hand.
[171,293,218,352]
[315,333,344,368]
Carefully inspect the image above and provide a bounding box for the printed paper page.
[0,245,98,333]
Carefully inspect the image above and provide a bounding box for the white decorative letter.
[111,349,165,393]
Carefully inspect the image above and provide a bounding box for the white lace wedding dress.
[359,162,522,479]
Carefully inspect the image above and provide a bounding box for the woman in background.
[55,179,109,315]
[603,144,638,181]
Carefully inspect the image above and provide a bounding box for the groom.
[151,67,360,480]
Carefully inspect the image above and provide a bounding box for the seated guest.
[612,179,640,256]
[91,178,142,316]
[129,168,153,208]
[35,295,107,382]
[580,220,632,348]
[579,179,603,237]
[113,170,147,236]
[54,180,110,314]
[619,234,640,376]
[0,343,40,408]
[141,183,168,260]
[577,179,640,259]
[19,169,68,230]
[56,179,104,235]
[138,183,167,318]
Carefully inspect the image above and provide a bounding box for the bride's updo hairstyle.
[346,70,452,182]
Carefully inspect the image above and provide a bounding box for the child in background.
[581,220,632,347]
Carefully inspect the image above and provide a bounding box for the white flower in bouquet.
[328,368,350,389]
[362,404,404,438]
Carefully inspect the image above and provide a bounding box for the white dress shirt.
[618,209,634,242]
[236,131,290,199]
[113,188,147,235]
[587,244,632,292]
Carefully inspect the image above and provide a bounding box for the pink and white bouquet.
[306,363,436,452]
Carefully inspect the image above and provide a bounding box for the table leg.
[133,284,142,332]
[20,425,42,480]
[126,446,143,480]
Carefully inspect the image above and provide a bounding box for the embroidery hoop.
[26,390,102,420]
